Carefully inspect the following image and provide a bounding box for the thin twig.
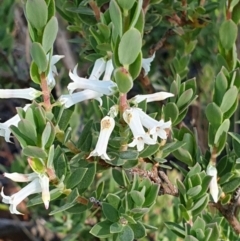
[89,1,101,21]
[149,29,175,56]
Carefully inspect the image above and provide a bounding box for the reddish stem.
[119,93,129,113]
[40,73,51,111]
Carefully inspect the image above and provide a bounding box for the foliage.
[0,0,240,240]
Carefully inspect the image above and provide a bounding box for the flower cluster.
[59,58,117,108]
[1,172,50,214]
[0,53,173,215]
[123,107,171,151]
[0,55,62,142]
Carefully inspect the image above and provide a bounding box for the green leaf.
[110,222,123,233]
[28,157,45,173]
[129,52,142,80]
[26,0,48,30]
[96,182,104,199]
[41,122,55,149]
[107,194,121,209]
[144,183,159,207]
[220,86,238,113]
[188,163,202,177]
[118,225,134,241]
[66,203,88,213]
[206,223,219,241]
[97,23,110,40]
[185,235,199,241]
[42,16,58,53]
[23,146,47,159]
[118,28,142,65]
[76,120,93,150]
[30,61,41,84]
[54,153,67,179]
[165,222,185,238]
[191,195,209,217]
[119,150,138,160]
[102,202,119,222]
[229,132,240,145]
[57,105,75,131]
[109,0,122,37]
[176,179,186,195]
[205,103,223,127]
[49,202,77,215]
[232,1,240,24]
[222,178,240,193]
[214,119,230,144]
[30,43,48,72]
[173,148,193,166]
[27,188,61,207]
[219,19,238,50]
[134,9,144,35]
[66,168,87,189]
[177,89,193,109]
[139,144,159,158]
[213,70,228,106]
[66,188,79,203]
[18,120,37,145]
[114,67,133,93]
[187,186,202,197]
[117,0,135,10]
[161,141,186,158]
[179,204,190,221]
[129,0,143,28]
[78,162,96,193]
[129,221,146,239]
[112,168,125,186]
[192,216,205,231]
[163,102,179,124]
[90,220,113,238]
[130,191,145,207]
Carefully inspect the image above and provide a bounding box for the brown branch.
[89,1,101,22]
[226,0,232,20]
[213,187,240,235]
[138,70,156,94]
[129,168,179,197]
[181,0,187,17]
[213,202,240,234]
[149,29,175,56]
[143,0,150,14]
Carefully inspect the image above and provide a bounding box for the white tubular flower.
[68,65,117,95]
[142,52,155,76]
[206,165,219,203]
[47,54,64,88]
[4,172,38,182]
[130,91,174,104]
[102,59,114,80]
[39,174,50,209]
[89,58,106,79]
[1,178,42,215]
[88,116,115,160]
[123,108,155,152]
[0,88,41,100]
[2,172,50,214]
[136,109,171,141]
[0,104,30,142]
[59,89,103,108]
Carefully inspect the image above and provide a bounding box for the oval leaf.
[42,16,58,53]
[118,28,142,65]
